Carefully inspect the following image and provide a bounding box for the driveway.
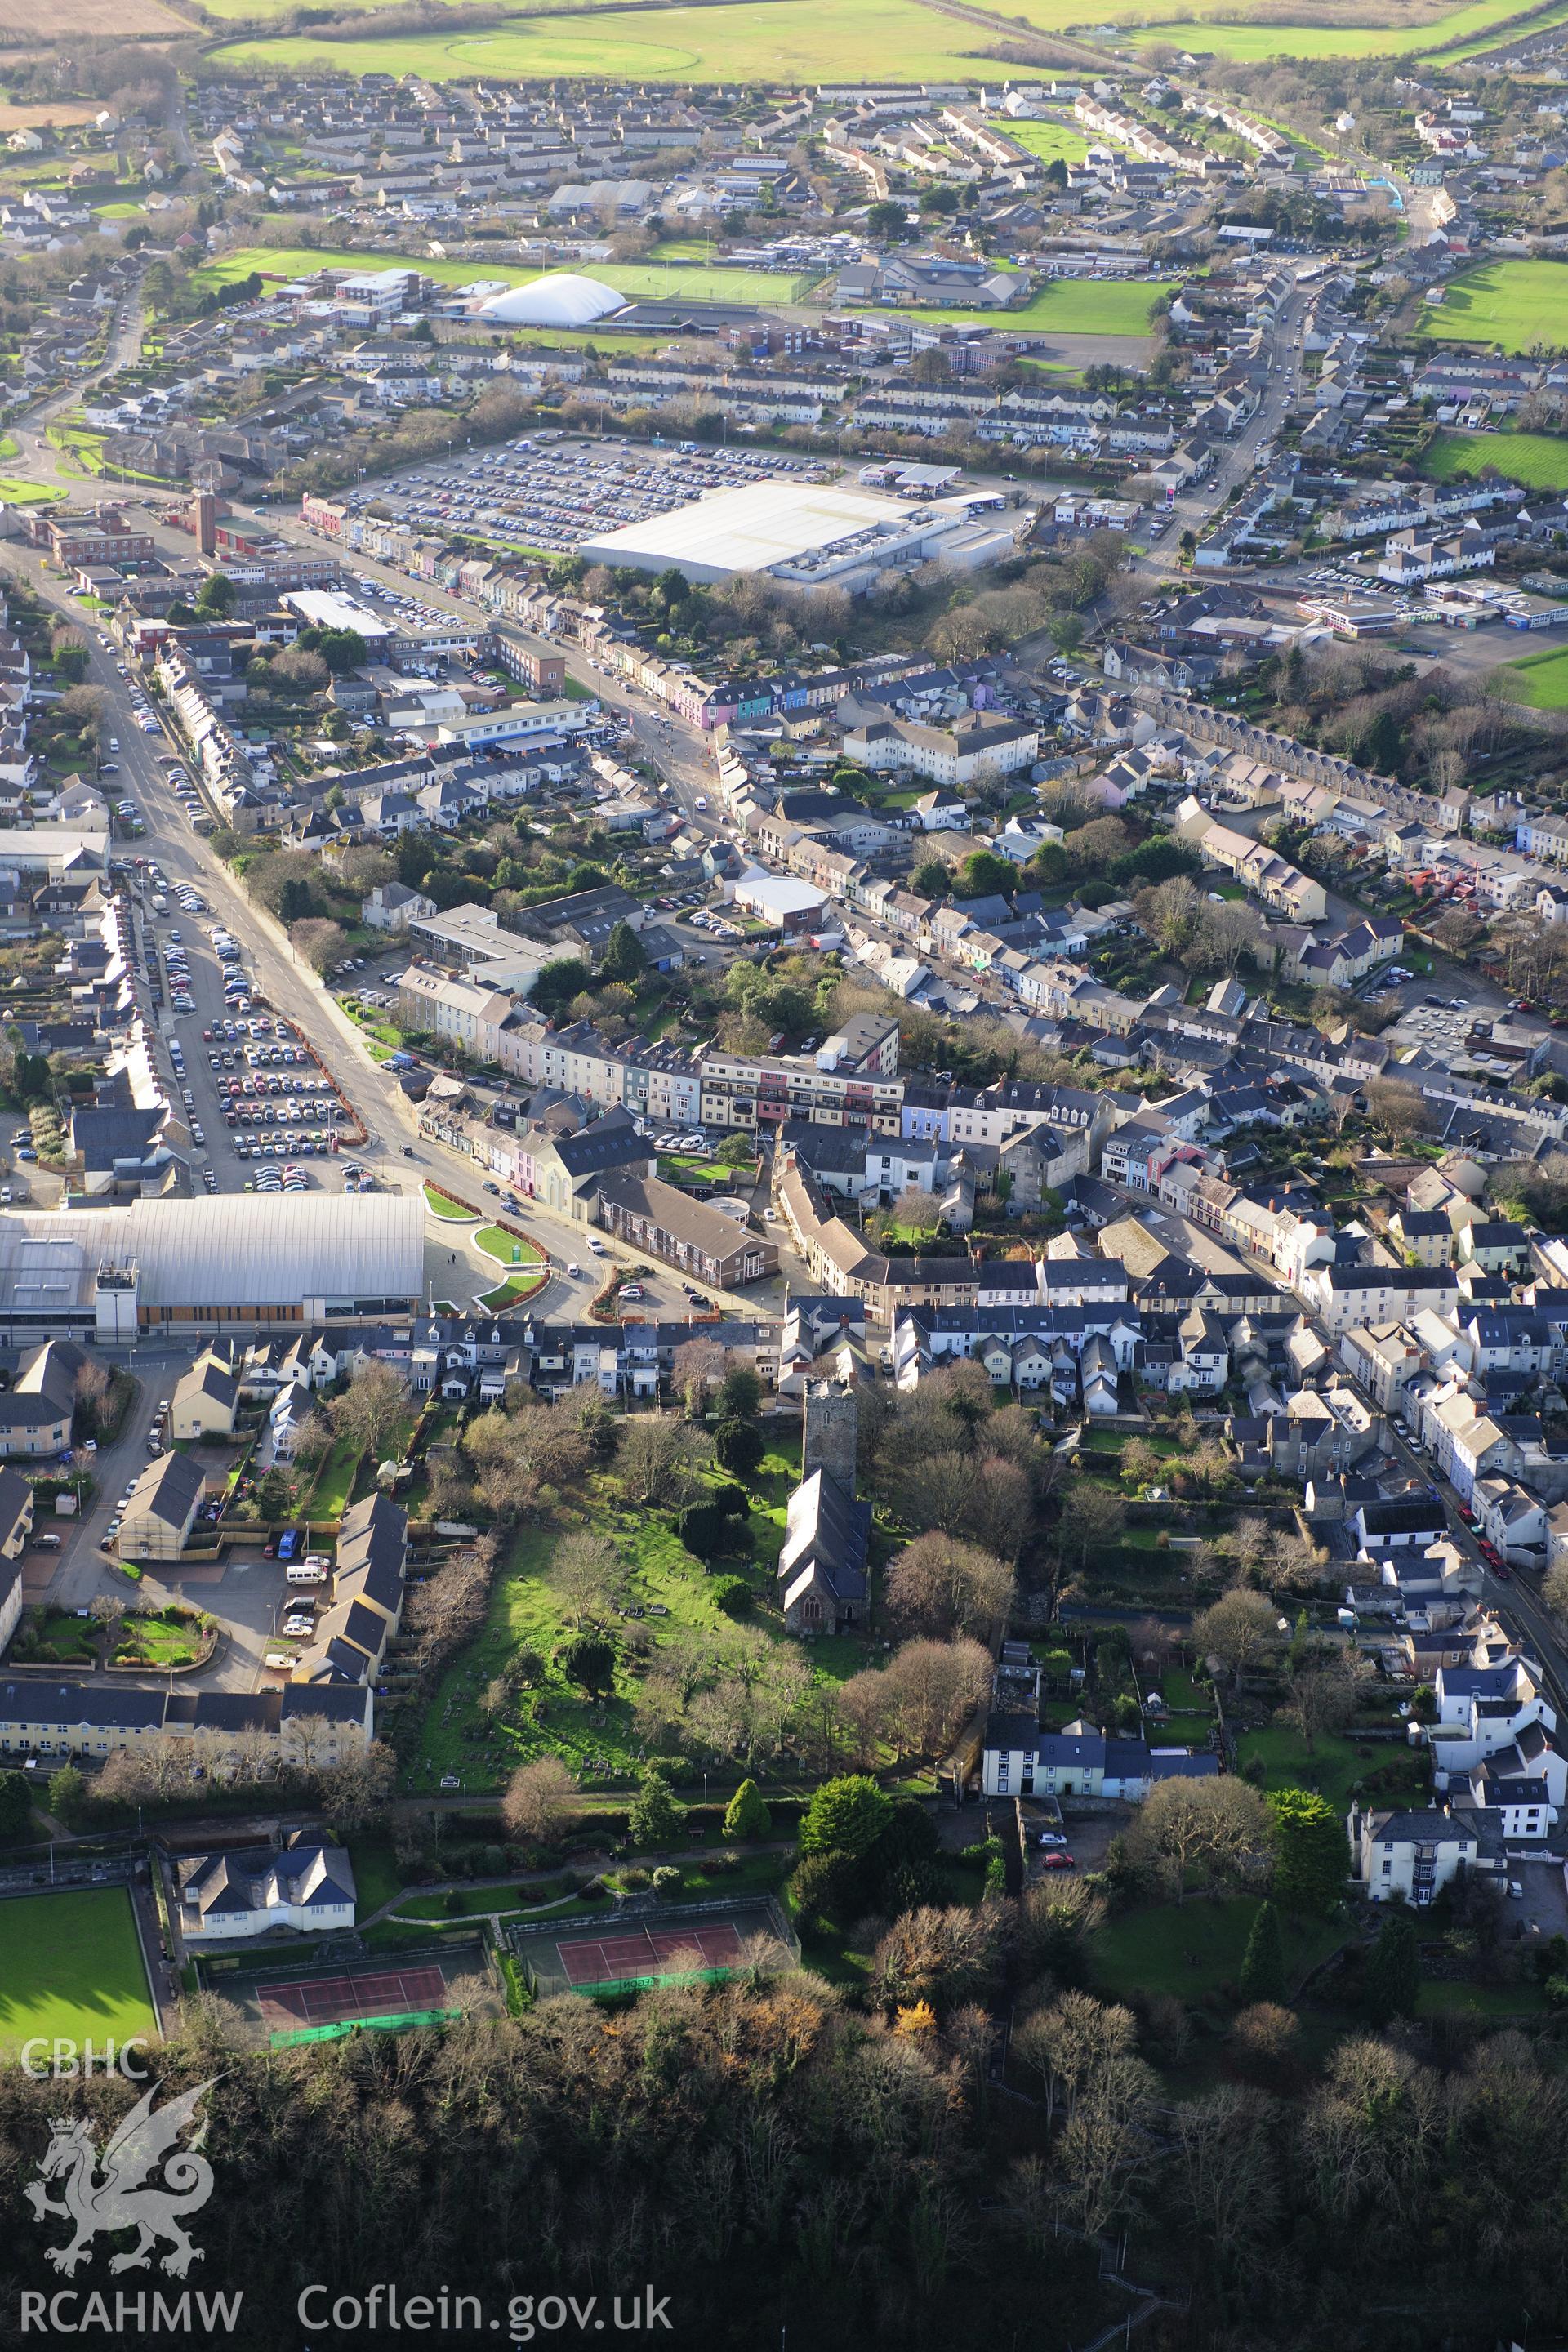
[46,1351,186,1610]
[1503,1852,1568,1951]
[157,1550,294,1691]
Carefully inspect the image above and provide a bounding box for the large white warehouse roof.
[577,478,932,586]
[5,1196,425,1310]
[477,272,624,327]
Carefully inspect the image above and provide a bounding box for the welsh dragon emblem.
[26,2078,218,2277]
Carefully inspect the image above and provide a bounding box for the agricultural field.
[1437,0,1568,53]
[1414,259,1568,352]
[1504,644,1568,710]
[0,101,98,130]
[1423,428,1568,492]
[0,0,185,29]
[209,0,1055,83]
[1120,0,1555,52]
[0,1887,157,2056]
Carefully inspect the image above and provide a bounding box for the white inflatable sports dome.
[477,272,624,327]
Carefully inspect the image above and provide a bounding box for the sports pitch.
[195,243,802,310]
[899,277,1174,337]
[1505,645,1568,710]
[1423,430,1568,493]
[0,1887,157,2056]
[1414,261,1568,351]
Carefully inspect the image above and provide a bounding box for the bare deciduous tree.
[883,1532,1013,1642]
[551,1530,621,1628]
[672,1336,727,1418]
[1194,1588,1281,1687]
[500,1755,575,1845]
[328,1361,410,1463]
[617,1413,690,1505]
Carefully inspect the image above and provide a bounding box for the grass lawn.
[302,1434,362,1519]
[657,1152,728,1184]
[1236,1722,1427,1814]
[1155,1664,1216,1717]
[1090,1893,1342,2002]
[423,1183,476,1220]
[478,1274,547,1309]
[1423,428,1568,492]
[210,0,1055,84]
[991,118,1091,165]
[400,1885,533,1919]
[1504,644,1568,710]
[114,1613,204,1667]
[1413,259,1568,352]
[15,1610,96,1663]
[0,478,66,506]
[0,1887,157,2055]
[474,1225,543,1267]
[1416,1979,1549,2017]
[345,1835,406,1914]
[407,1430,869,1791]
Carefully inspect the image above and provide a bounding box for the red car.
[1041,1851,1076,1871]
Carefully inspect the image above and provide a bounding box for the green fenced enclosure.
[268,2005,461,2049]
[509,1894,799,1999]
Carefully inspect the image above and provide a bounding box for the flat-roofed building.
[0,1196,425,1332]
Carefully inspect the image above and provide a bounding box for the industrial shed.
[1,1197,425,1330]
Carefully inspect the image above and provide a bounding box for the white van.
[286,1560,327,1586]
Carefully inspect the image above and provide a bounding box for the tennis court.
[510,1896,799,1999]
[203,1935,495,2045]
[558,1921,744,1989]
[256,1961,450,2028]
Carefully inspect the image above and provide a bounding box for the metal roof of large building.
[3,1196,424,1307]
[577,479,921,585]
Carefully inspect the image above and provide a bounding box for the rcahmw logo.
[20,2077,242,2332]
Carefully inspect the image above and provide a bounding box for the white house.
[363,881,437,933]
[982,1715,1217,1798]
[1349,1801,1478,1904]
[1428,1655,1555,1782]
[176,1840,357,1941]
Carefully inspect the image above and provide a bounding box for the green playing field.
[0,1886,158,2055]
[1413,261,1568,353]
